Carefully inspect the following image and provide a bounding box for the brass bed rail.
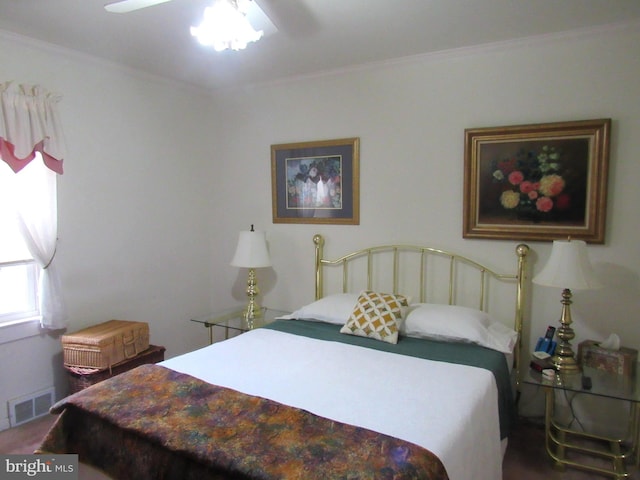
[313,234,530,391]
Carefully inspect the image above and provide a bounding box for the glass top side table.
[523,366,640,479]
[190,306,290,344]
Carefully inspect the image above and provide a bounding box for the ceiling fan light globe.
[191,0,264,51]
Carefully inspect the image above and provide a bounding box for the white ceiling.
[1,0,639,91]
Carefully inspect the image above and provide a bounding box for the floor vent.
[8,387,55,427]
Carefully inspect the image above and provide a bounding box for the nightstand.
[523,366,640,479]
[190,306,289,344]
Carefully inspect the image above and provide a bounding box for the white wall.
[1,21,639,430]
[214,23,640,335]
[0,32,217,429]
[209,24,640,422]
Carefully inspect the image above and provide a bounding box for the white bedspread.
[161,327,503,480]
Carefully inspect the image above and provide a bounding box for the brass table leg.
[543,386,634,479]
[544,386,566,470]
[204,322,213,344]
[632,402,640,467]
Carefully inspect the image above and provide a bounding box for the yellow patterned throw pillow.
[340,290,409,344]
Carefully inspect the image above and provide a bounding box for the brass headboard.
[313,234,530,391]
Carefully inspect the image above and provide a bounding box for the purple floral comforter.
[38,364,448,479]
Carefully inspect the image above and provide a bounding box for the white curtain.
[0,82,67,329]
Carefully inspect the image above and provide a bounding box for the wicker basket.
[62,320,150,370]
[66,345,165,394]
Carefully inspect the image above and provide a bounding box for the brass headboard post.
[313,234,325,300]
[514,243,530,395]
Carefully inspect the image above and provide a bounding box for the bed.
[38,235,530,480]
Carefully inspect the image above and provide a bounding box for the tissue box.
[578,340,637,377]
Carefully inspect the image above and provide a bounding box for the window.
[0,160,40,324]
[1,81,67,331]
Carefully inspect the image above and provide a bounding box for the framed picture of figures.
[271,138,360,225]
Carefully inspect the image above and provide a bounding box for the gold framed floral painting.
[463,119,610,243]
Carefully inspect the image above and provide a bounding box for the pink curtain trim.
[0,137,64,174]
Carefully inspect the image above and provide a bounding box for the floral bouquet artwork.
[464,119,609,242]
[483,142,588,224]
[493,145,571,221]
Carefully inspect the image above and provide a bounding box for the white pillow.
[401,303,517,354]
[485,322,519,354]
[284,293,360,325]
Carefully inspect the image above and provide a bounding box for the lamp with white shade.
[230,225,271,323]
[533,238,602,373]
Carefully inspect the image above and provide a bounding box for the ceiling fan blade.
[246,1,278,37]
[104,0,172,14]
[254,0,319,38]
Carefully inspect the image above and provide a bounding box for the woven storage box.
[66,345,165,394]
[62,320,150,370]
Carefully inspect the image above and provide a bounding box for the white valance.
[0,82,66,174]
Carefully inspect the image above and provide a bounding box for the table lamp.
[230,225,272,321]
[533,238,602,373]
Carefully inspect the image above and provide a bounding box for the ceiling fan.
[103,0,318,38]
[104,0,172,13]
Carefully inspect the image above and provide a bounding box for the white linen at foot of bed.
[162,328,503,480]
